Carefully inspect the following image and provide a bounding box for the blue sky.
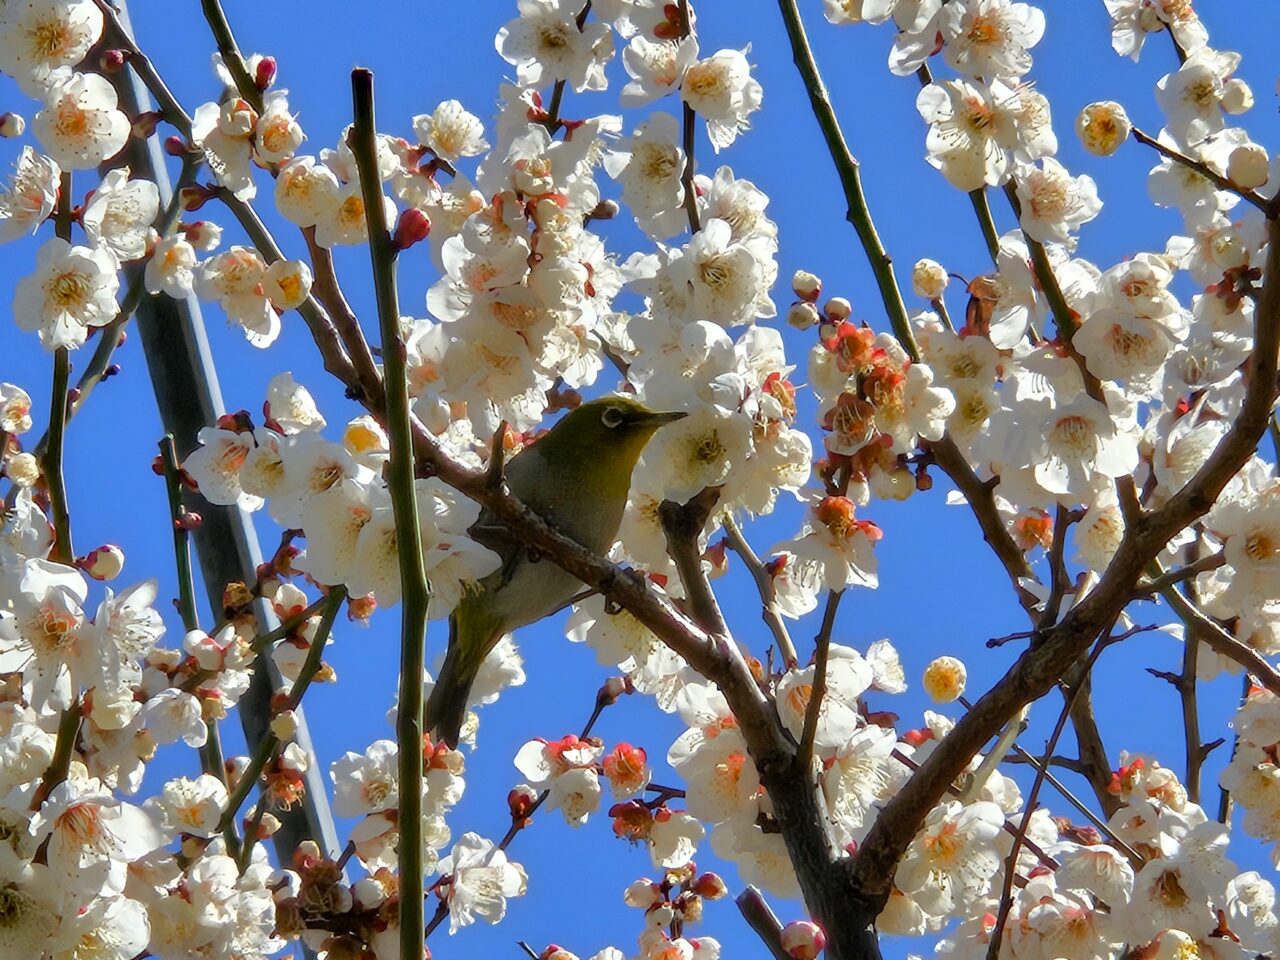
[3,1,1280,957]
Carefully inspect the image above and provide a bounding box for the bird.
[424,396,686,748]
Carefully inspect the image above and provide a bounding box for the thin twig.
[968,188,1001,264]
[1001,183,1077,340]
[1131,126,1271,214]
[722,515,798,667]
[218,588,345,835]
[986,638,1110,960]
[799,590,843,766]
[351,68,431,960]
[658,487,729,637]
[774,0,919,360]
[1132,551,1225,597]
[198,0,263,111]
[1153,560,1280,697]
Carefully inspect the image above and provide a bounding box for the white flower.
[332,739,399,817]
[824,0,898,25]
[195,246,280,347]
[32,71,129,170]
[144,237,197,299]
[681,48,763,151]
[141,688,208,747]
[1155,47,1242,147]
[181,425,261,510]
[0,0,103,96]
[677,217,777,325]
[0,862,62,957]
[621,35,698,107]
[669,725,759,822]
[1014,158,1102,243]
[0,147,61,242]
[1007,395,1140,503]
[603,112,688,240]
[0,383,34,434]
[265,372,325,434]
[823,724,901,848]
[895,800,1005,915]
[939,0,1045,80]
[917,79,1021,191]
[274,155,341,228]
[31,777,164,881]
[0,558,90,705]
[81,167,160,262]
[775,644,874,752]
[252,90,304,165]
[191,97,258,200]
[14,236,119,349]
[778,496,881,591]
[497,0,615,93]
[650,808,704,868]
[146,774,228,839]
[438,833,528,933]
[413,100,488,161]
[641,405,753,502]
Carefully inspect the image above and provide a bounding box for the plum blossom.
[438,833,528,933]
[681,48,763,151]
[13,236,119,349]
[32,71,129,170]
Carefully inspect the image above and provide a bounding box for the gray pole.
[106,0,341,880]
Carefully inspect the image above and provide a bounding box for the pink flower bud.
[691,872,727,899]
[99,49,127,72]
[508,783,539,820]
[164,136,191,157]
[254,56,278,90]
[79,544,125,581]
[393,208,431,251]
[601,676,628,703]
[0,112,26,138]
[780,920,826,960]
[178,184,213,212]
[175,512,203,531]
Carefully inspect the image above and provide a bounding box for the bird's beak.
[640,410,688,427]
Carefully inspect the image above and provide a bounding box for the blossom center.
[1049,415,1095,457]
[47,270,92,310]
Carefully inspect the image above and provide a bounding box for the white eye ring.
[601,405,625,429]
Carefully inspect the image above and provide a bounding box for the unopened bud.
[178,184,214,212]
[185,220,222,251]
[791,269,822,302]
[1221,78,1253,115]
[1227,144,1270,189]
[99,49,127,72]
[692,872,727,899]
[5,452,39,487]
[674,892,703,924]
[1076,101,1131,157]
[781,920,827,960]
[181,835,206,859]
[80,544,125,581]
[599,675,628,706]
[587,198,620,221]
[346,593,376,623]
[392,207,431,251]
[823,296,852,322]
[0,112,26,138]
[164,135,191,156]
[508,783,539,820]
[352,876,385,910]
[254,56,278,91]
[787,301,821,331]
[623,879,662,909]
[922,656,967,703]
[270,710,299,741]
[258,811,282,837]
[911,258,948,300]
[131,110,162,139]
[174,512,203,531]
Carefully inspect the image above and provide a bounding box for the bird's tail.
[423,611,499,749]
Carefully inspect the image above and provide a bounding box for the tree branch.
[735,887,791,960]
[351,68,431,960]
[723,515,799,667]
[659,487,729,637]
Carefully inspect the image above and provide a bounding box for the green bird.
[424,396,685,747]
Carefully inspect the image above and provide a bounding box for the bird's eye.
[601,405,625,429]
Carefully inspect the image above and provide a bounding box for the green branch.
[351,67,431,960]
[775,0,919,360]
